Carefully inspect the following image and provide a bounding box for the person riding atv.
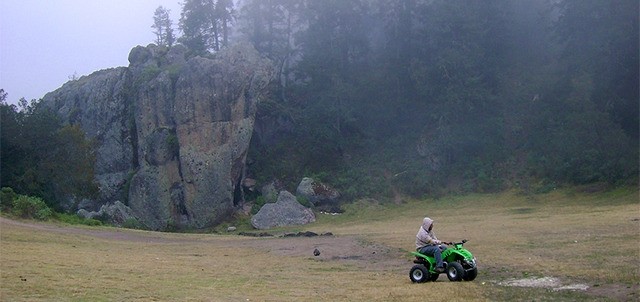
[411,217,478,283]
[415,217,447,272]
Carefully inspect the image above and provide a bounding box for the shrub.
[1,187,17,211]
[139,65,161,83]
[250,196,267,215]
[122,218,143,229]
[12,195,53,220]
[297,196,312,208]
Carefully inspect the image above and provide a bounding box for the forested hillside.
[1,0,637,212]
[239,0,638,198]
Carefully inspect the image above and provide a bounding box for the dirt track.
[0,217,409,272]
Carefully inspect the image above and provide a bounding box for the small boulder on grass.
[77,201,138,227]
[296,177,341,212]
[251,191,315,230]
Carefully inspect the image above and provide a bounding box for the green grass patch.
[54,212,103,226]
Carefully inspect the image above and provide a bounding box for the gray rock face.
[296,177,341,212]
[42,43,273,230]
[42,67,134,208]
[77,201,137,226]
[251,191,316,230]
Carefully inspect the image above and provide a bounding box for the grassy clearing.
[1,187,638,301]
[311,187,640,300]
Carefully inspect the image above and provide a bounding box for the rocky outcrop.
[251,191,315,229]
[42,43,273,230]
[296,177,341,212]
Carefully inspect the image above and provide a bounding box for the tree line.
[229,0,637,197]
[0,90,97,211]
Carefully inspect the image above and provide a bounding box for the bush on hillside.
[12,195,53,220]
[1,187,17,212]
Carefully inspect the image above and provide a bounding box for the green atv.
[409,240,477,283]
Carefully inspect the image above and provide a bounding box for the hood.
[422,217,433,231]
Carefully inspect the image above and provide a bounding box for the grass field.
[1,187,638,301]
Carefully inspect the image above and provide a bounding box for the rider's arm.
[417,227,441,246]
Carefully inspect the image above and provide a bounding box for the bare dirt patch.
[498,276,589,291]
[253,235,408,271]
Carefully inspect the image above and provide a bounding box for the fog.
[0,0,182,105]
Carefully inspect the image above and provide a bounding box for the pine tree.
[179,0,234,53]
[152,6,175,47]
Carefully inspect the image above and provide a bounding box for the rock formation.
[41,43,273,230]
[296,177,341,212]
[77,201,137,227]
[251,190,316,230]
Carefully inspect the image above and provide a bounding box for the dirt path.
[0,217,409,272]
[0,217,185,243]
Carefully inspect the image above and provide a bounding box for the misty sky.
[1,0,182,105]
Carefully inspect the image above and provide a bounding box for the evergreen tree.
[179,0,235,54]
[215,0,235,50]
[295,0,372,155]
[239,0,301,102]
[152,6,175,47]
[179,0,212,54]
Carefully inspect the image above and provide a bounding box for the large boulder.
[296,177,341,212]
[251,191,315,230]
[42,43,273,230]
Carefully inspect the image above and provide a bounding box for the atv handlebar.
[443,239,468,246]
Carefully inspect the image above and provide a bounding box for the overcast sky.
[1,0,183,105]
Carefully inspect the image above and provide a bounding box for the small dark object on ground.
[238,231,334,238]
[284,231,318,237]
[238,232,274,237]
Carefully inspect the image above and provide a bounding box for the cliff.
[42,43,273,230]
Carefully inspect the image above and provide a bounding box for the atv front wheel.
[409,265,430,283]
[463,267,477,281]
[446,262,465,281]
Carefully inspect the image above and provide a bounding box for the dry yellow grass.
[1,187,638,301]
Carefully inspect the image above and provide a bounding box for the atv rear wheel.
[409,265,430,283]
[446,262,465,281]
[463,267,477,281]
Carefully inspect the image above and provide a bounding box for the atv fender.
[442,249,472,262]
[410,251,435,271]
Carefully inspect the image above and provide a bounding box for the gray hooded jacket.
[415,217,441,249]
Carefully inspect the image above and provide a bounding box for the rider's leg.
[419,245,445,269]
